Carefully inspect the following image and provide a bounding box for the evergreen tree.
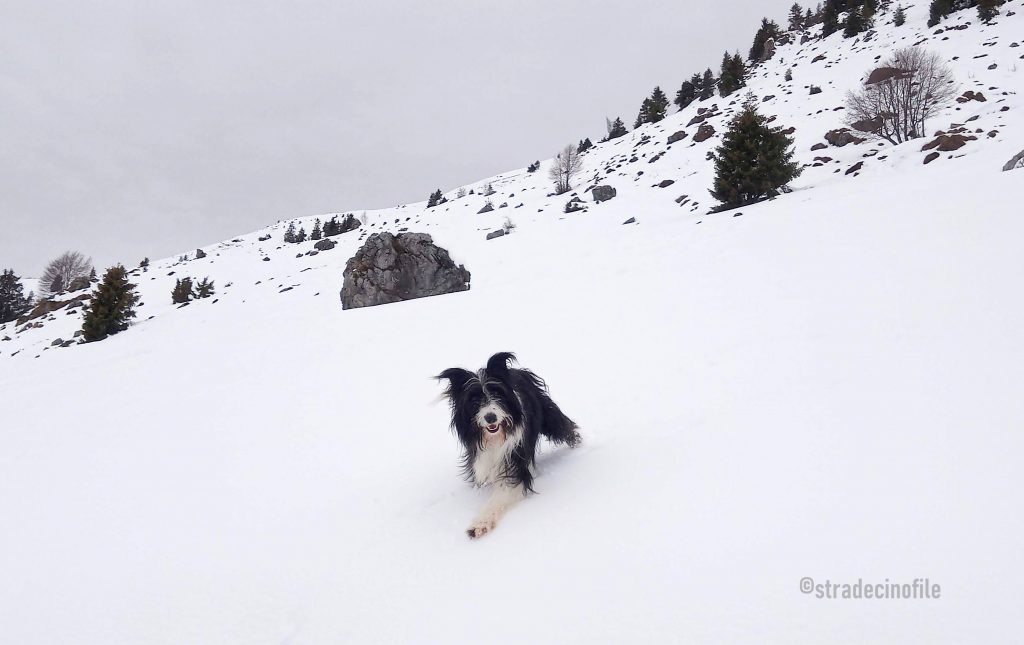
[785,68,794,81]
[749,18,781,61]
[195,277,215,299]
[171,277,194,304]
[605,117,628,140]
[789,3,806,30]
[0,269,33,323]
[577,138,594,153]
[426,189,446,208]
[718,52,747,97]
[844,6,865,36]
[81,265,140,342]
[927,0,952,26]
[283,222,297,243]
[710,99,802,210]
[296,227,307,243]
[822,0,840,35]
[675,77,698,111]
[633,87,670,127]
[893,4,906,25]
[862,0,878,23]
[310,219,322,240]
[699,69,716,100]
[977,0,999,23]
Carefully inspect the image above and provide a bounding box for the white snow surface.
[2,4,1024,643]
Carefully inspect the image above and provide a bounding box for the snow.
[2,3,1024,643]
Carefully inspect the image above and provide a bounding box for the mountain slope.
[2,3,1023,643]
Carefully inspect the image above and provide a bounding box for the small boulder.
[845,161,864,175]
[810,142,828,151]
[865,67,911,85]
[67,276,91,292]
[693,123,716,143]
[486,230,505,240]
[195,248,207,259]
[850,116,884,133]
[667,131,688,145]
[591,185,617,203]
[314,238,337,251]
[477,202,495,214]
[656,179,675,188]
[1001,150,1024,172]
[622,217,636,225]
[923,152,940,165]
[921,134,974,152]
[824,128,866,147]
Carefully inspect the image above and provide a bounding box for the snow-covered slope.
[2,3,1023,643]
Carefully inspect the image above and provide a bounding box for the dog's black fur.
[437,352,580,493]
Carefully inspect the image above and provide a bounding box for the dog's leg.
[467,483,525,539]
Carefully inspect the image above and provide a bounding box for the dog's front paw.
[466,518,496,539]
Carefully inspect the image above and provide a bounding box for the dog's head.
[437,352,523,445]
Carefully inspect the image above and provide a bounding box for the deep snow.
[2,2,1024,643]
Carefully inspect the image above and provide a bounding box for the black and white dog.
[437,352,581,538]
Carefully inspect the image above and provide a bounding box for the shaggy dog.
[437,352,581,538]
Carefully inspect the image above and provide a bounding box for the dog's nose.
[484,412,497,424]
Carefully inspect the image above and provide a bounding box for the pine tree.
[634,87,668,127]
[977,0,999,23]
[719,52,747,97]
[195,277,215,299]
[844,6,865,37]
[426,189,446,208]
[862,0,878,24]
[171,277,194,304]
[605,117,628,140]
[822,0,840,35]
[0,269,33,323]
[699,69,716,100]
[789,3,806,30]
[284,222,297,243]
[893,4,906,25]
[928,0,951,26]
[710,99,802,210]
[675,77,698,111]
[296,227,307,243]
[749,18,781,61]
[577,138,594,153]
[81,265,140,342]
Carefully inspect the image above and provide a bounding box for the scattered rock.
[812,54,826,63]
[923,152,940,165]
[865,67,911,85]
[657,179,675,188]
[921,134,975,152]
[340,232,470,310]
[622,217,636,225]
[591,185,617,203]
[486,230,506,240]
[564,197,587,213]
[824,128,866,147]
[693,123,716,142]
[845,161,864,175]
[477,202,494,214]
[67,276,91,292]
[810,142,828,151]
[1002,150,1024,172]
[667,130,688,145]
[314,238,337,251]
[195,248,207,259]
[50,338,63,347]
[850,116,884,133]
[809,85,822,95]
[956,90,987,103]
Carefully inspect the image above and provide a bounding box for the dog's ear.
[485,352,517,378]
[436,368,473,399]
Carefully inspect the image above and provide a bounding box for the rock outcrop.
[340,233,470,310]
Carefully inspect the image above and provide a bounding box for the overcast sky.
[0,0,786,275]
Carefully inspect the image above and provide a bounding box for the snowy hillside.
[2,3,1024,643]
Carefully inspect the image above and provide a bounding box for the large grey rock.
[693,123,716,143]
[1002,150,1024,171]
[591,185,617,202]
[667,130,688,145]
[68,276,91,292]
[314,238,337,251]
[195,248,207,259]
[340,232,470,310]
[824,128,866,147]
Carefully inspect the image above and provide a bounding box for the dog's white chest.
[472,431,520,485]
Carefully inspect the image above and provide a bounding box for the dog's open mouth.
[485,419,510,434]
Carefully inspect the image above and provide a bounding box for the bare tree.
[846,48,957,145]
[39,250,93,298]
[548,144,584,195]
